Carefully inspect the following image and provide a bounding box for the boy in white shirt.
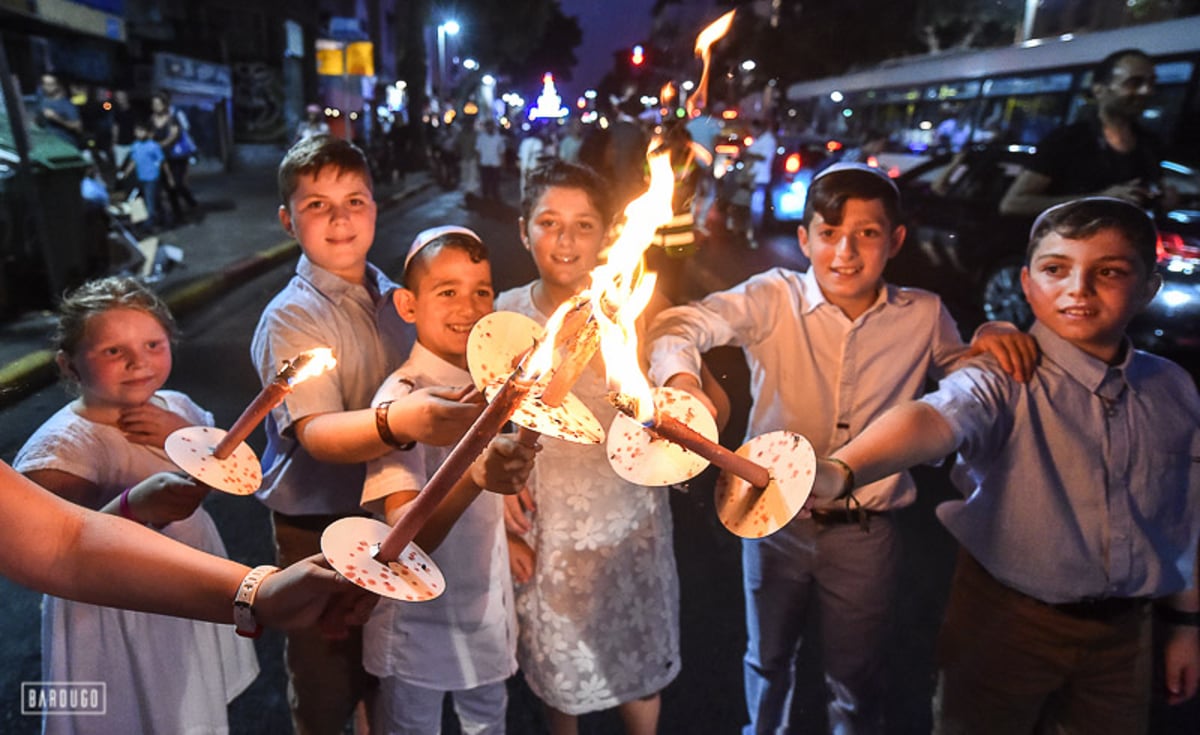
[646,163,1036,734]
[362,226,535,734]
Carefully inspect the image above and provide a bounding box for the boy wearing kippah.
[362,227,536,734]
[647,163,1037,733]
[811,197,1199,734]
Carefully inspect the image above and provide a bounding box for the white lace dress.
[13,391,260,735]
[496,285,681,714]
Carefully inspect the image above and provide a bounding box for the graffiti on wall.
[232,62,287,142]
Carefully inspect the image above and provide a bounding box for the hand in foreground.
[254,554,378,639]
[402,385,486,446]
[124,472,209,526]
[664,373,718,419]
[968,322,1039,383]
[503,488,537,535]
[471,433,539,495]
[119,403,192,447]
[1164,623,1200,705]
[507,533,536,585]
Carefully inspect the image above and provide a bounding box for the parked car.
[763,135,839,226]
[893,145,1200,355]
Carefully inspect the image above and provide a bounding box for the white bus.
[783,15,1200,170]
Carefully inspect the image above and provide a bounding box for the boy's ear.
[1140,271,1163,308]
[887,224,907,257]
[796,223,811,259]
[518,217,531,251]
[393,288,418,324]
[278,205,294,236]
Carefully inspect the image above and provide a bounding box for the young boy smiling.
[646,163,1036,734]
[361,226,534,735]
[253,136,482,733]
[810,197,1200,734]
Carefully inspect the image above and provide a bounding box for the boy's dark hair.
[403,232,490,290]
[1027,197,1158,273]
[1092,48,1152,86]
[277,134,373,206]
[521,159,615,227]
[802,165,902,227]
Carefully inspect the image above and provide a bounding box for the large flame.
[690,9,735,116]
[592,147,676,423]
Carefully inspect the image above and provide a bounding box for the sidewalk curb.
[0,177,430,409]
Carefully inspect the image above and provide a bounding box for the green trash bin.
[24,127,93,303]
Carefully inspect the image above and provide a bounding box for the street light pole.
[436,20,459,101]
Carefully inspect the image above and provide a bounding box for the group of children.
[13,130,1197,735]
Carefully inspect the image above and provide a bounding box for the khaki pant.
[273,512,377,735]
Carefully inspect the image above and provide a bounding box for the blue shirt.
[924,321,1200,603]
[252,256,412,515]
[129,139,164,182]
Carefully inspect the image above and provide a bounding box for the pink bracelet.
[119,487,144,524]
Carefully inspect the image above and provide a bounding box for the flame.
[690,9,735,116]
[661,81,676,110]
[591,146,676,423]
[287,348,337,384]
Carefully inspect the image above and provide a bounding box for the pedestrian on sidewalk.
[119,120,166,230]
[151,91,199,225]
[476,119,506,202]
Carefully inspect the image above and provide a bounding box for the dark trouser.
[479,164,500,200]
[742,513,897,735]
[933,550,1151,735]
[164,157,197,221]
[272,512,377,735]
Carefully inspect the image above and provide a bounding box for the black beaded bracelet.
[1156,606,1200,627]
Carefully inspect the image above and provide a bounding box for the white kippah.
[404,225,483,272]
[812,161,899,195]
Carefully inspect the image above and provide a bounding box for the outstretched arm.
[811,401,959,501]
[3,462,373,633]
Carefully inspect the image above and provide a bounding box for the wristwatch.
[234,565,280,638]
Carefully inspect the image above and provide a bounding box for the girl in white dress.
[14,277,258,735]
[499,161,691,735]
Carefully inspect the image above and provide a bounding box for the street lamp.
[437,20,460,96]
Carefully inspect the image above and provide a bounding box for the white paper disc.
[321,517,445,602]
[467,311,540,392]
[607,387,719,486]
[715,431,815,539]
[165,426,262,496]
[468,310,603,445]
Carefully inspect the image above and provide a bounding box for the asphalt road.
[1,181,1196,734]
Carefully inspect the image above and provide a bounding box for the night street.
[1,168,1197,733]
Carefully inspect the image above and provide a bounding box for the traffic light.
[631,44,645,66]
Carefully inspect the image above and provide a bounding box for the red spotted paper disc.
[607,387,718,486]
[715,431,815,539]
[467,311,603,445]
[165,426,262,496]
[321,517,445,602]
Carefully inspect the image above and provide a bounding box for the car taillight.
[826,140,842,152]
[784,153,801,174]
[1157,231,1200,263]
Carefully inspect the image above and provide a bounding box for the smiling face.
[1094,53,1157,122]
[279,167,377,284]
[395,247,494,369]
[797,197,905,320]
[60,308,173,413]
[1021,228,1160,363]
[520,185,608,308]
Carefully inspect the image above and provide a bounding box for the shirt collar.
[1030,320,1133,398]
[406,340,471,385]
[797,267,912,317]
[297,255,395,305]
